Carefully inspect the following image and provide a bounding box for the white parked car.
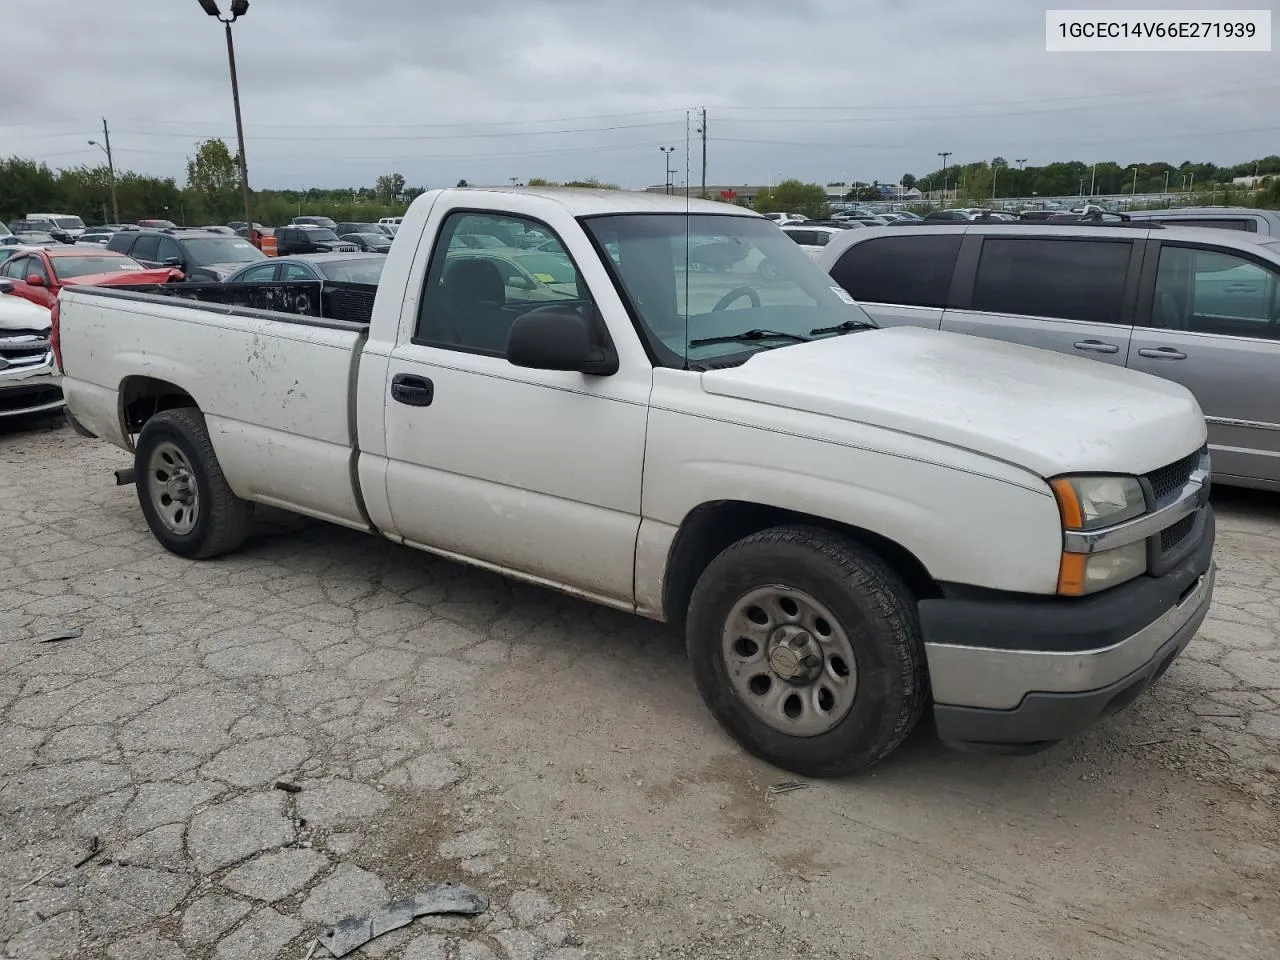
[0,281,59,418]
[26,213,87,239]
[761,212,809,227]
[56,187,1215,777]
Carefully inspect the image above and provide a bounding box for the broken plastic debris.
[318,882,489,957]
[38,628,83,644]
[768,780,809,795]
[73,836,101,869]
[274,780,303,793]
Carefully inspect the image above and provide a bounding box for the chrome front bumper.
[926,563,1214,712]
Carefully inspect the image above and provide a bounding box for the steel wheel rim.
[147,440,200,536]
[721,585,859,737]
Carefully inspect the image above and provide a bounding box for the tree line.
[3,138,1278,228]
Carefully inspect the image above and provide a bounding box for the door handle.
[391,373,434,406]
[1073,339,1119,354]
[1137,347,1187,360]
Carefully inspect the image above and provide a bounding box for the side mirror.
[509,275,535,291]
[506,308,618,376]
[163,257,183,268]
[0,279,12,294]
[26,274,45,287]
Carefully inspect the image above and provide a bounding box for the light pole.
[87,119,119,223]
[1015,158,1027,200]
[198,0,252,231]
[1129,164,1139,197]
[937,151,951,206]
[1088,162,1096,198]
[659,146,675,195]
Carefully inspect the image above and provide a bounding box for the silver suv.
[818,222,1280,490]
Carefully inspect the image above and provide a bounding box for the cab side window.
[414,212,590,357]
[132,236,161,262]
[156,238,182,263]
[26,256,50,283]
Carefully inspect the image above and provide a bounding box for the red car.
[0,246,182,309]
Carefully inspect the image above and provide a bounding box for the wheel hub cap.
[767,626,823,682]
[720,585,860,738]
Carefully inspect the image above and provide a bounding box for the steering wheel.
[712,286,762,312]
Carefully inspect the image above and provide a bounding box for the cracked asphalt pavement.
[2,420,1278,960]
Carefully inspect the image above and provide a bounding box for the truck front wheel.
[686,526,927,777]
[134,408,254,559]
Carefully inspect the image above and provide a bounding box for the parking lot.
[1,418,1277,960]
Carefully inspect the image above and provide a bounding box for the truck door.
[378,209,650,606]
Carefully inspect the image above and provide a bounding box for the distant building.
[1231,175,1271,189]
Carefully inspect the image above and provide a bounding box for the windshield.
[54,217,87,230]
[53,255,145,279]
[0,223,9,237]
[582,213,873,366]
[318,258,386,284]
[183,237,266,264]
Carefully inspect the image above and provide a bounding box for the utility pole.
[937,151,951,206]
[700,109,709,198]
[88,118,120,223]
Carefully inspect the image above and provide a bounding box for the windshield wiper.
[810,319,878,336]
[689,329,811,347]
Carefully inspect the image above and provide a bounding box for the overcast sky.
[2,0,1275,191]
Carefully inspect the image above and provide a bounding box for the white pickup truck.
[55,187,1216,776]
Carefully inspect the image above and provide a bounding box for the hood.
[699,326,1206,479]
[0,292,52,332]
[65,267,181,287]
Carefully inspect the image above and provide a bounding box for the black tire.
[134,407,254,559]
[686,525,927,777]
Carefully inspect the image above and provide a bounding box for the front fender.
[643,407,1064,596]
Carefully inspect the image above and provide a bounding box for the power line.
[711,75,1277,112]
[712,124,1280,152]
[109,140,663,163]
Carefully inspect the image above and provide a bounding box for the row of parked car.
[5,198,1280,492]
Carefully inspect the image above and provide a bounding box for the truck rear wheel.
[134,408,254,559]
[686,525,927,777]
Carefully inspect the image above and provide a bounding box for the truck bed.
[108,278,380,325]
[58,285,373,531]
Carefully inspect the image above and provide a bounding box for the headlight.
[1050,475,1145,530]
[1050,474,1148,596]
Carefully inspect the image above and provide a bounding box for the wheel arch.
[119,376,198,449]
[662,499,941,633]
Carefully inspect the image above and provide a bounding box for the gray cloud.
[2,0,1275,190]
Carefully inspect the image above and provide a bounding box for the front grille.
[1144,447,1204,503]
[1159,513,1196,556]
[0,331,53,369]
